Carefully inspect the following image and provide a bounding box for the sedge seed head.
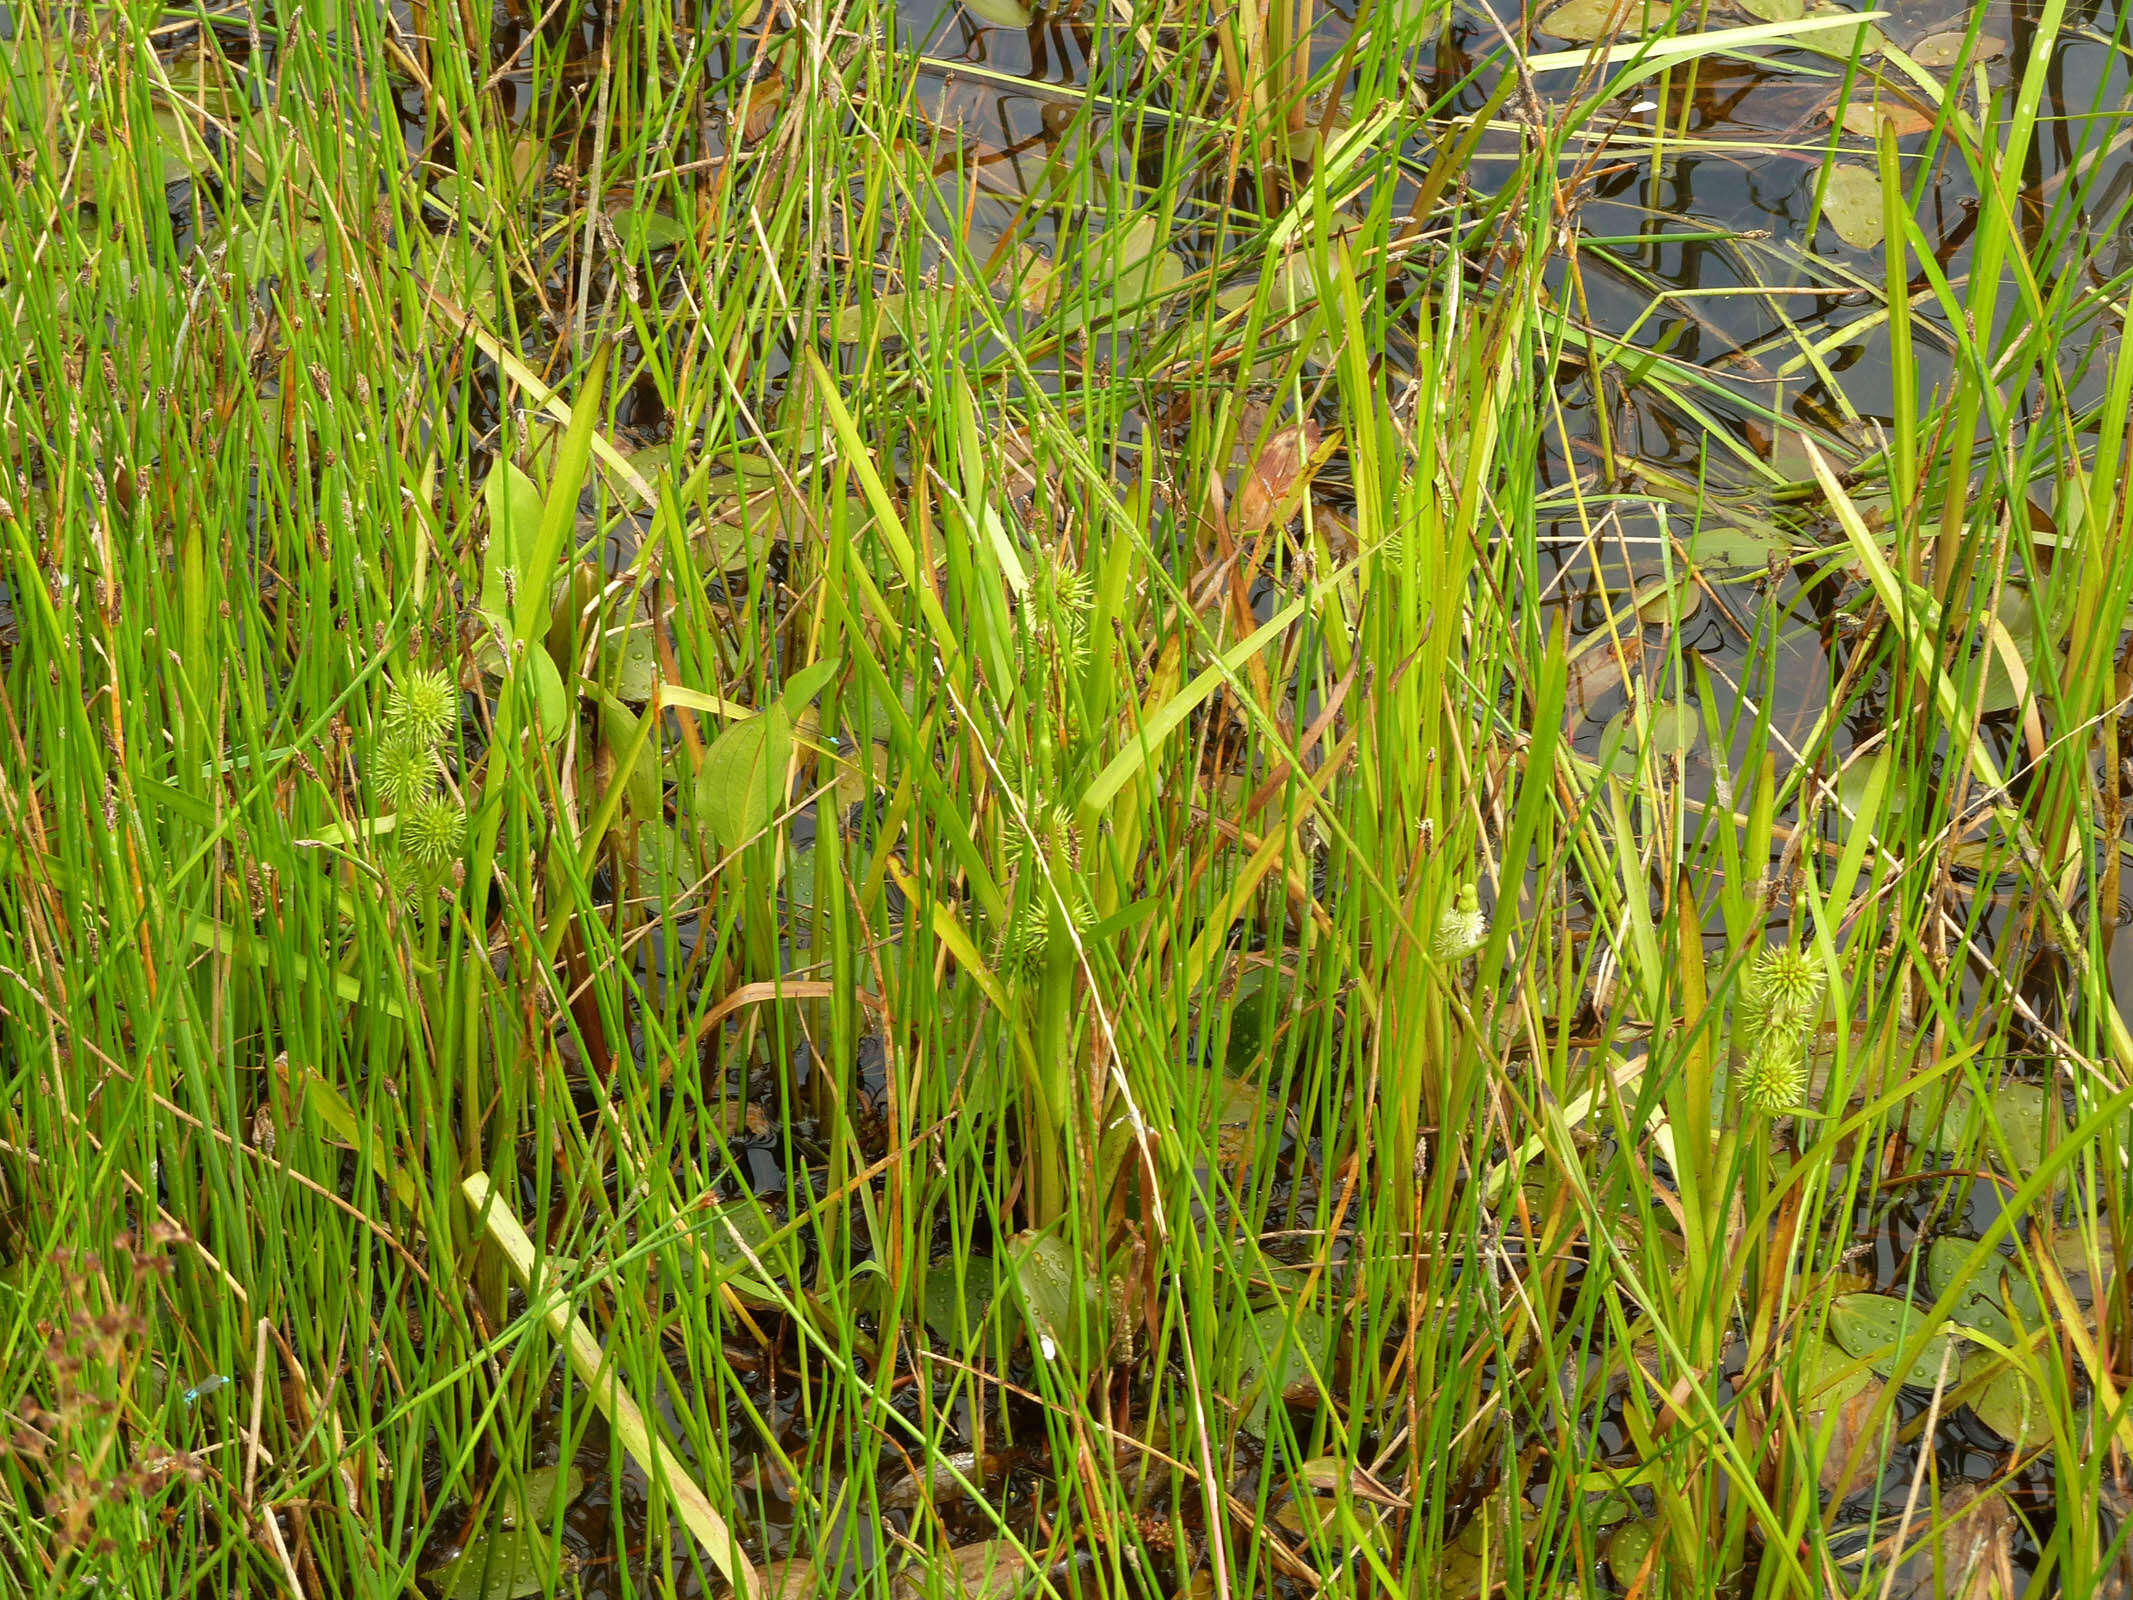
[385,669,459,748]
[371,739,439,812]
[399,796,465,869]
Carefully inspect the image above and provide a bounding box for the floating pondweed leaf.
[1539,0,1650,40]
[1965,1356,2073,1450]
[890,1540,1040,1600]
[1059,217,1186,335]
[826,288,964,347]
[1909,29,2003,65]
[1735,0,1801,19]
[1807,0,1885,52]
[1978,584,2046,714]
[1603,1518,1660,1579]
[1797,1331,1870,1408]
[1236,423,1321,535]
[1839,95,1936,136]
[498,1462,586,1531]
[1237,1302,1331,1435]
[1922,1238,2042,1344]
[922,1256,997,1347]
[598,615,661,704]
[1007,1232,1108,1375]
[1828,1293,1957,1388]
[1821,163,1886,250]
[960,0,1034,26]
[428,1528,567,1600]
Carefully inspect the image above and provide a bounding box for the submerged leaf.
[890,1540,1039,1600]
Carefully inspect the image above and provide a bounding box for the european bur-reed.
[1729,945,1826,1118]
[371,668,466,875]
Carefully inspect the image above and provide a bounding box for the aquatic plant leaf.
[960,0,1033,25]
[1811,1370,1885,1498]
[1828,1293,1957,1388]
[1735,0,1801,19]
[429,1527,564,1600]
[922,1257,997,1347]
[1237,1302,1331,1435]
[1796,1331,1869,1407]
[1539,0,1650,40]
[1922,1239,2042,1344]
[1821,164,1885,249]
[600,617,661,704]
[779,658,842,712]
[498,1462,586,1531]
[827,289,963,346]
[695,706,793,852]
[1910,30,2003,66]
[1839,96,1936,137]
[1604,1518,1660,1579]
[596,697,662,822]
[1967,1357,2054,1449]
[1236,423,1320,535]
[890,1540,1039,1600]
[1007,1232,1104,1375]
[480,462,545,622]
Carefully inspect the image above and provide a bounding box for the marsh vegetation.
[4,0,2133,1592]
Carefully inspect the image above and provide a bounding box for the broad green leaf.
[1966,1357,2058,1449]
[480,462,544,620]
[427,1528,563,1600]
[779,657,843,713]
[499,1462,586,1531]
[827,288,962,346]
[1922,1238,2042,1344]
[1821,164,1885,250]
[1238,1302,1331,1436]
[1736,0,1802,19]
[1539,0,1650,40]
[695,706,793,852]
[600,616,660,703]
[888,1540,1040,1600]
[1828,1293,1957,1387]
[1796,1332,1869,1407]
[596,696,662,822]
[961,0,1033,24]
[922,1257,998,1347]
[1007,1231,1104,1376]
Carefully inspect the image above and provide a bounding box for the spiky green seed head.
[1748,946,1825,1033]
[385,669,459,748]
[399,795,465,869]
[1020,553,1094,665]
[1740,1030,1807,1116]
[371,738,439,812]
[1434,882,1486,963]
[1006,798,1082,874]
